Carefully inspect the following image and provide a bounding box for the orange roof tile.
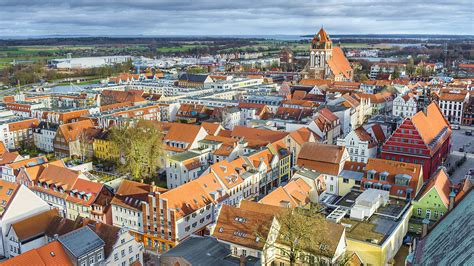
[11,209,60,242]
[327,47,352,79]
[419,168,452,207]
[201,122,222,136]
[1,241,73,266]
[212,204,275,250]
[163,122,203,144]
[411,103,451,146]
[0,180,20,217]
[161,181,215,219]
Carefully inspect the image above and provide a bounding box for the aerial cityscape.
[0,1,473,265]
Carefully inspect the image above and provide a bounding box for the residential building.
[409,168,453,234]
[161,122,208,154]
[392,93,417,118]
[58,226,106,266]
[437,89,470,125]
[92,130,119,162]
[381,103,451,180]
[407,189,473,266]
[297,143,350,196]
[6,209,60,257]
[178,73,212,88]
[33,122,58,153]
[211,203,280,265]
[160,235,260,266]
[53,119,100,159]
[337,126,378,163]
[0,118,39,150]
[361,158,424,200]
[1,241,73,266]
[1,156,48,183]
[166,148,211,189]
[111,180,165,234]
[0,180,50,258]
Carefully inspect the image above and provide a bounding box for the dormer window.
[367,170,376,179]
[380,171,389,181]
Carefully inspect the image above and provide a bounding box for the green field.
[156,44,210,53]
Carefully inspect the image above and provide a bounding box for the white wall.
[0,185,50,257]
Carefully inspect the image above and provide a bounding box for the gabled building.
[178,73,212,88]
[393,92,417,118]
[407,189,473,265]
[1,241,73,266]
[53,119,100,159]
[297,143,350,196]
[0,180,50,258]
[409,168,453,234]
[211,203,280,265]
[337,126,378,163]
[58,226,106,266]
[381,103,451,180]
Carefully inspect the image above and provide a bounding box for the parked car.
[466,130,473,136]
[459,147,464,152]
[451,124,460,130]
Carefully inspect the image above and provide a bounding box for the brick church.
[302,28,354,82]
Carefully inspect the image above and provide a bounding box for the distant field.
[156,44,210,53]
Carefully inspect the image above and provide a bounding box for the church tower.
[309,27,333,79]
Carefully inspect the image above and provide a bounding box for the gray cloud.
[0,0,472,37]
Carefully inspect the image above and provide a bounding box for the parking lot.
[451,126,474,153]
[445,126,474,184]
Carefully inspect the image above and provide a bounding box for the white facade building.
[438,90,470,125]
[0,182,50,258]
[392,93,417,118]
[337,127,378,163]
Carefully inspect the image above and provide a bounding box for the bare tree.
[110,120,164,181]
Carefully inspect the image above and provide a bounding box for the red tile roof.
[1,241,72,266]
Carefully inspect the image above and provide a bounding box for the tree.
[110,120,164,181]
[392,66,401,79]
[77,129,92,162]
[258,207,327,266]
[406,57,415,76]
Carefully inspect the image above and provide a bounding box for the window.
[121,250,126,257]
[98,251,103,261]
[417,208,422,216]
[89,256,95,264]
[233,247,237,255]
[425,209,431,219]
[343,178,349,183]
[129,246,133,253]
[114,253,119,261]
[242,249,247,256]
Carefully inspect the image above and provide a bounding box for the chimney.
[421,218,430,238]
[239,255,246,266]
[449,190,456,211]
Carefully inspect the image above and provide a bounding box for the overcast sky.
[1,0,473,37]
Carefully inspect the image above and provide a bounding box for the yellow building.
[338,162,365,196]
[340,192,413,266]
[93,131,118,161]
